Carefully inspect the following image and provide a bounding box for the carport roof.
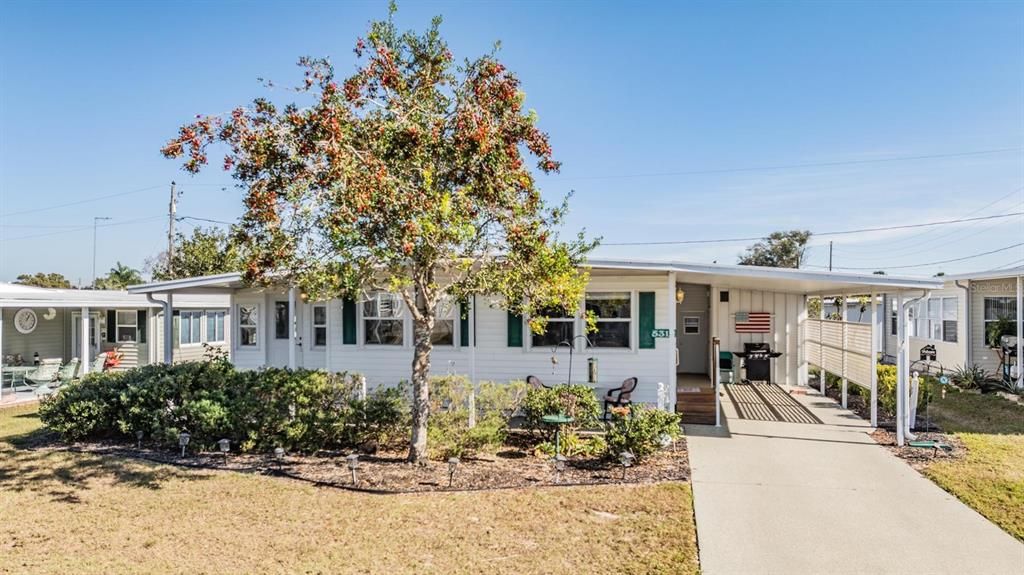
[127,259,942,296]
[0,283,161,308]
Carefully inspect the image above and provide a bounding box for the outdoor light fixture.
[553,454,567,483]
[273,447,286,472]
[218,438,231,462]
[619,451,635,480]
[659,433,673,451]
[178,432,191,457]
[447,457,460,488]
[676,287,686,304]
[346,454,360,484]
[135,430,144,449]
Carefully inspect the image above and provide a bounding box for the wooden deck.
[675,374,717,425]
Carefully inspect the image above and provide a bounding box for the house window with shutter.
[585,292,631,348]
[116,310,139,343]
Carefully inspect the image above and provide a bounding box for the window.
[586,292,631,348]
[531,306,576,348]
[431,298,456,346]
[206,310,226,343]
[894,296,958,343]
[238,305,258,347]
[984,297,1018,347]
[116,310,138,343]
[683,316,701,334]
[275,301,290,339]
[312,305,327,347]
[364,292,404,345]
[179,310,202,345]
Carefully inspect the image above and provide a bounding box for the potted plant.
[986,316,1016,348]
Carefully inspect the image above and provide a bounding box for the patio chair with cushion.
[55,358,81,386]
[603,377,639,420]
[526,375,550,390]
[91,353,109,374]
[23,358,62,388]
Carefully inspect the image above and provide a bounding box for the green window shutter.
[137,310,147,344]
[106,310,116,343]
[507,310,523,347]
[639,291,656,349]
[342,299,357,345]
[460,302,471,347]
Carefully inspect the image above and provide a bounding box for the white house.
[127,260,942,429]
[0,282,231,376]
[882,267,1023,384]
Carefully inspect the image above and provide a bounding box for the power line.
[602,211,1024,246]
[817,242,1024,271]
[554,147,1021,181]
[2,215,165,241]
[0,185,165,218]
[177,215,235,226]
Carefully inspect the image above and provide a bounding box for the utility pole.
[828,241,833,272]
[92,216,112,288]
[167,181,178,277]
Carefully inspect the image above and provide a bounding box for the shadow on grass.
[0,434,210,503]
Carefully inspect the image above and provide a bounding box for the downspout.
[955,280,971,367]
[147,293,173,365]
[903,290,929,441]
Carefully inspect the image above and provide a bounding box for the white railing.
[804,318,873,390]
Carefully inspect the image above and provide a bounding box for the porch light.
[178,432,191,457]
[135,430,144,449]
[675,287,686,304]
[619,451,635,480]
[346,454,360,484]
[447,457,460,487]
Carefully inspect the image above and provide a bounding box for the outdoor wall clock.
[14,308,38,334]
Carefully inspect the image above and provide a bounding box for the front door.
[676,284,710,374]
[71,312,101,362]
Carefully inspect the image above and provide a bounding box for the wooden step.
[676,390,718,424]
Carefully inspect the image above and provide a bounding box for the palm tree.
[94,261,142,290]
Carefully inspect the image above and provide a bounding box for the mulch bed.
[869,427,966,472]
[46,436,691,493]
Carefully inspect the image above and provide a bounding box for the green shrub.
[521,384,600,434]
[426,376,510,459]
[38,362,399,453]
[535,432,606,458]
[476,380,530,419]
[875,364,932,418]
[604,405,681,462]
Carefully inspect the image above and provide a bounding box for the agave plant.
[950,363,995,390]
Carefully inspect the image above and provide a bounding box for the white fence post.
[359,375,367,402]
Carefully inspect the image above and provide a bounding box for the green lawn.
[922,387,1024,541]
[0,404,699,574]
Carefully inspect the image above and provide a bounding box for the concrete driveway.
[686,388,1024,575]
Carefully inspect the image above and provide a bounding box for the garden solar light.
[619,451,635,479]
[178,432,190,457]
[218,438,231,461]
[346,454,359,484]
[554,454,567,482]
[659,433,673,450]
[135,430,144,449]
[447,457,460,487]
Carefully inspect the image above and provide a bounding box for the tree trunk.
[408,313,434,463]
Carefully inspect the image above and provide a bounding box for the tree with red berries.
[162,8,595,462]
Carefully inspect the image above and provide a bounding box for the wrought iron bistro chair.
[526,375,551,390]
[603,377,639,420]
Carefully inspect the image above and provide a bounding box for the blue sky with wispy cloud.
[1,0,1021,284]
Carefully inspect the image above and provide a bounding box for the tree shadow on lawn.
[0,434,210,503]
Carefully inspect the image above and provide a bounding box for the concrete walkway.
[686,388,1024,575]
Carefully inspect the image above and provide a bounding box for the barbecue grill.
[732,342,782,384]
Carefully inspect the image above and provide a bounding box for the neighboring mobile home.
[0,282,231,375]
[128,261,942,415]
[882,267,1022,384]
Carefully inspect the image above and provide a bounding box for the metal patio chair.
[603,377,638,420]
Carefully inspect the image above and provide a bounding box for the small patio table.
[541,413,574,457]
[1,366,35,399]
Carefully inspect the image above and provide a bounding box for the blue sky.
[1,0,1022,284]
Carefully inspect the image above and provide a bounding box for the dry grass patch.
[0,404,698,574]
